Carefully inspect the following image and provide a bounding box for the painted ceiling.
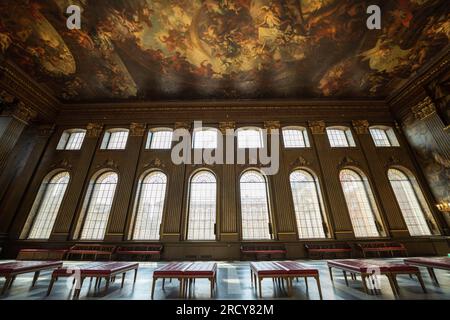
[0,0,448,102]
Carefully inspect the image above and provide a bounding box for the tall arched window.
[388,168,432,236]
[132,171,167,240]
[289,170,327,238]
[80,172,118,240]
[27,172,70,239]
[187,171,217,240]
[339,169,381,237]
[240,170,272,240]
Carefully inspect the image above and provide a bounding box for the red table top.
[327,259,418,273]
[0,261,63,274]
[404,257,450,270]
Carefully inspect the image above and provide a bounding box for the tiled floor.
[0,258,448,300]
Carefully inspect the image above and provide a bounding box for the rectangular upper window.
[370,127,400,147]
[146,129,173,149]
[326,127,356,147]
[237,128,263,148]
[101,129,129,150]
[57,129,86,150]
[282,127,310,148]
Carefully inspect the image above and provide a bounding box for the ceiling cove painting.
[0,0,448,102]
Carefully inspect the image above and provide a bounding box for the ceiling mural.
[0,0,448,102]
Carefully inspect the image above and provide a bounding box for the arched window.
[240,170,272,240]
[80,172,118,240]
[27,172,70,239]
[57,129,86,150]
[282,127,310,148]
[289,170,327,238]
[326,127,355,147]
[187,171,217,240]
[237,127,263,148]
[339,169,381,237]
[132,171,167,240]
[193,128,219,149]
[146,128,173,149]
[370,126,399,147]
[388,168,432,236]
[101,129,129,150]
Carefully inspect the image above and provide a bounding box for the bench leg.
[328,266,333,282]
[387,275,398,297]
[151,278,157,300]
[258,278,262,298]
[343,271,349,286]
[121,273,126,288]
[416,272,427,293]
[304,277,308,290]
[361,275,369,294]
[2,277,13,295]
[315,276,323,300]
[210,278,214,298]
[162,278,165,289]
[134,269,138,283]
[427,267,439,286]
[47,277,56,296]
[74,277,85,299]
[104,277,110,293]
[32,271,41,287]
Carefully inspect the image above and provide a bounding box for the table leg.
[361,275,369,294]
[104,277,110,293]
[416,272,427,293]
[134,268,138,283]
[121,272,126,288]
[343,271,349,286]
[162,278,166,289]
[427,267,439,286]
[304,277,309,290]
[391,274,400,296]
[151,277,157,299]
[210,278,214,298]
[315,276,323,300]
[328,266,333,282]
[32,271,41,287]
[47,277,56,296]
[2,277,13,295]
[258,278,262,298]
[387,275,398,297]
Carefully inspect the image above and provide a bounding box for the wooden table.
[404,257,450,286]
[0,260,63,294]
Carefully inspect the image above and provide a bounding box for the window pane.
[283,128,309,148]
[240,171,271,240]
[237,129,262,148]
[193,129,218,149]
[327,129,350,147]
[28,172,70,239]
[290,170,326,238]
[388,169,431,236]
[370,128,391,147]
[65,131,86,150]
[149,130,173,149]
[81,172,118,240]
[187,171,216,240]
[133,172,167,240]
[106,131,128,149]
[340,169,380,237]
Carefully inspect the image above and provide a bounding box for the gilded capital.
[264,121,281,133]
[411,96,436,121]
[219,121,236,134]
[11,102,37,124]
[86,123,103,138]
[308,120,325,134]
[352,120,370,134]
[174,121,191,130]
[130,122,146,136]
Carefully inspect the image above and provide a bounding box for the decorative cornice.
[219,121,236,134]
[37,124,56,137]
[352,120,370,134]
[264,120,281,133]
[129,122,146,136]
[50,159,72,170]
[338,156,359,169]
[86,123,103,138]
[95,159,119,170]
[411,96,436,121]
[308,120,326,134]
[143,158,166,169]
[290,156,310,167]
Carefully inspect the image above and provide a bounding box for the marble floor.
[0,258,448,300]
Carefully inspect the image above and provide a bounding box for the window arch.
[193,127,219,149]
[282,127,310,148]
[146,128,173,149]
[237,127,263,148]
[27,171,70,239]
[388,168,432,236]
[339,169,382,237]
[187,170,217,240]
[57,129,86,150]
[326,127,355,147]
[289,170,327,238]
[101,129,129,150]
[369,126,399,147]
[132,171,168,240]
[240,170,272,240]
[80,171,118,240]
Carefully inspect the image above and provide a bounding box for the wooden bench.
[67,244,116,261]
[404,257,450,286]
[115,244,163,261]
[240,243,287,260]
[250,261,322,299]
[357,242,408,258]
[17,249,68,261]
[327,259,425,296]
[305,243,352,259]
[151,262,217,299]
[47,261,139,298]
[0,261,63,295]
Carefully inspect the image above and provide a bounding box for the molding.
[385,156,401,168]
[352,120,370,134]
[264,120,281,133]
[219,121,236,133]
[290,156,310,167]
[50,159,72,170]
[86,123,103,138]
[174,122,191,130]
[37,124,56,137]
[337,156,359,169]
[143,158,166,169]
[411,96,436,121]
[308,120,326,134]
[129,122,146,136]
[95,159,119,170]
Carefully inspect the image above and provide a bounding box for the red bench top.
[276,261,319,276]
[116,250,161,255]
[362,247,406,252]
[19,249,68,253]
[404,257,450,270]
[184,262,217,276]
[251,261,318,277]
[0,261,63,274]
[242,250,287,254]
[327,259,418,273]
[307,248,352,252]
[53,262,138,277]
[68,250,113,255]
[153,262,192,277]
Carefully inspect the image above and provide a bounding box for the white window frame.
[326,127,356,147]
[282,127,310,148]
[101,129,129,150]
[146,128,173,150]
[237,127,264,149]
[57,129,86,150]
